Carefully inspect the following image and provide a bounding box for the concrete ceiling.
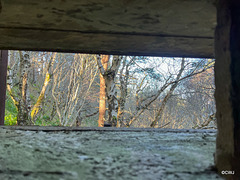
[0,0,216,58]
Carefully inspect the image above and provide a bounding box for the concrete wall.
[0,0,215,57]
[215,0,240,178]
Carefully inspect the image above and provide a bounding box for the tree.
[124,58,214,128]
[96,55,122,126]
[31,52,57,121]
[6,51,99,126]
[150,58,185,127]
[52,54,98,126]
[183,64,216,129]
[97,55,109,127]
[117,56,134,127]
[149,59,215,129]
[5,51,216,129]
[17,51,31,125]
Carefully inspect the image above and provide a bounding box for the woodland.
[5,51,216,129]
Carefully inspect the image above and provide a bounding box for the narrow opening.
[5,51,215,129]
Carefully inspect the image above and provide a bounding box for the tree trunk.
[150,58,185,128]
[117,56,133,127]
[31,52,57,121]
[104,56,121,126]
[17,51,31,125]
[98,55,109,127]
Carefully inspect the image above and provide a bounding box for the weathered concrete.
[0,50,8,125]
[0,127,222,180]
[214,0,240,178]
[0,125,218,133]
[0,0,216,57]
[1,0,240,178]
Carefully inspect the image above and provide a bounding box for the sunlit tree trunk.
[97,55,109,127]
[97,55,122,126]
[31,52,57,121]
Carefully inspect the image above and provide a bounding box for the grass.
[4,93,17,125]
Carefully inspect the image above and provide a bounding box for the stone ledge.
[0,126,217,133]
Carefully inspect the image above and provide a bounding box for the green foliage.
[35,115,60,126]
[29,94,36,103]
[5,114,17,125]
[81,117,98,127]
[4,93,17,125]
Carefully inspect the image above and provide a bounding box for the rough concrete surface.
[0,0,215,57]
[0,127,223,180]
